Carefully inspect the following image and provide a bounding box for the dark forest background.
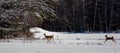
[0,0,120,33]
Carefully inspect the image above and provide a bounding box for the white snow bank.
[29,27,120,40]
[30,27,50,33]
[29,27,62,39]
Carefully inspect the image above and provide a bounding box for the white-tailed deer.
[104,35,116,43]
[43,33,54,43]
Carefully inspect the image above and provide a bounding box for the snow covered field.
[0,42,120,53]
[0,27,120,53]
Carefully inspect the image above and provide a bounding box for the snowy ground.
[0,43,120,53]
[0,27,120,53]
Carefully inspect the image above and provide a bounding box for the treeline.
[0,0,57,38]
[44,0,120,33]
[0,0,120,33]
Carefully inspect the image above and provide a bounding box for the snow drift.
[29,27,61,39]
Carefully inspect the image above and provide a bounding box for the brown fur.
[104,35,116,43]
[43,33,54,43]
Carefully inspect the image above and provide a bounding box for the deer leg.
[46,39,50,43]
[112,39,116,43]
[104,39,107,43]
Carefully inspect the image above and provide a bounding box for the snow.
[0,43,120,53]
[0,27,120,53]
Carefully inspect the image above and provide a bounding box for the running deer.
[43,33,54,43]
[104,35,116,43]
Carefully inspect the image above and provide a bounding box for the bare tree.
[93,0,98,32]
